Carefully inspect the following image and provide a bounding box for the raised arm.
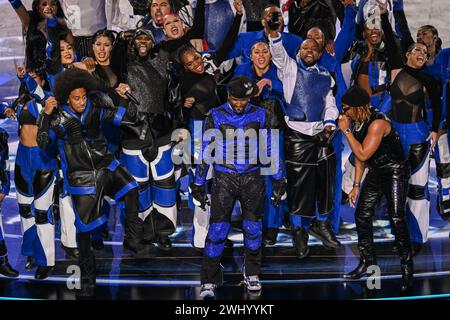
[215,0,244,64]
[18,72,51,102]
[268,31,298,104]
[188,0,206,39]
[45,17,64,75]
[334,2,357,64]
[8,0,30,30]
[380,8,403,82]
[392,0,414,55]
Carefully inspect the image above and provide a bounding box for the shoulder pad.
[89,90,115,109]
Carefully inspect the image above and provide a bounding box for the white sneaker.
[200,283,216,299]
[243,275,262,292]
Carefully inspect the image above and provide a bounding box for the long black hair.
[25,0,66,72]
[89,29,128,86]
[29,0,66,25]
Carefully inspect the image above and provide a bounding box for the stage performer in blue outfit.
[36,68,151,297]
[2,65,58,280]
[0,108,19,278]
[177,0,243,251]
[269,33,341,259]
[304,0,357,233]
[192,76,286,299]
[234,41,286,245]
[392,0,450,221]
[379,3,443,254]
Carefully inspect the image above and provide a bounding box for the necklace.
[354,121,364,132]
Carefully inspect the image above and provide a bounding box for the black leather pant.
[355,166,412,265]
[284,127,336,216]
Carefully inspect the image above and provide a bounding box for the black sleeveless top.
[390,65,441,132]
[353,109,407,172]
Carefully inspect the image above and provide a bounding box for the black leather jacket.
[37,91,137,191]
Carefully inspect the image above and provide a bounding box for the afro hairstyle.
[53,68,100,105]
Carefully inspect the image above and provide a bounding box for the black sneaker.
[309,219,341,249]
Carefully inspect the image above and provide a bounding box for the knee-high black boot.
[76,232,96,298]
[122,188,153,257]
[345,209,377,279]
[391,216,414,293]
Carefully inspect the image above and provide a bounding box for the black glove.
[271,179,287,207]
[316,129,332,146]
[189,183,210,211]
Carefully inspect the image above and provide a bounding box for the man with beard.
[303,0,357,234]
[233,41,286,245]
[269,35,341,259]
[121,29,181,251]
[192,76,286,299]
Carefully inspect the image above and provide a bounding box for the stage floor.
[1,203,450,300]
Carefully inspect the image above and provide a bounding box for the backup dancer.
[269,34,341,259]
[37,68,150,296]
[121,29,179,251]
[2,65,58,280]
[380,4,443,253]
[0,108,19,278]
[177,0,243,250]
